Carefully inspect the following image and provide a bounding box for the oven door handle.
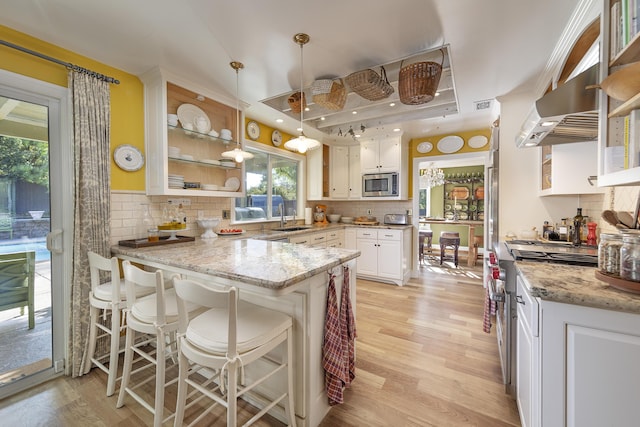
[488,278,505,302]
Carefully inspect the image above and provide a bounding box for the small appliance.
[383,213,410,225]
[362,172,398,197]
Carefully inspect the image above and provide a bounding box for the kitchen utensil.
[194,116,209,133]
[167,114,179,126]
[327,214,341,223]
[617,211,636,228]
[177,103,209,131]
[602,210,619,227]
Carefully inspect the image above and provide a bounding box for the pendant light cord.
[299,41,304,133]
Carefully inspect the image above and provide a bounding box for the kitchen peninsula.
[111,238,360,427]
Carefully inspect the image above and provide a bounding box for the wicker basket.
[311,79,334,95]
[287,91,306,113]
[398,49,444,105]
[312,79,347,111]
[345,66,394,101]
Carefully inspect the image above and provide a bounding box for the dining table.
[420,218,484,267]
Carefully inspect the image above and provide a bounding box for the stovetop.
[504,240,598,266]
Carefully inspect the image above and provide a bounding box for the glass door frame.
[0,69,72,399]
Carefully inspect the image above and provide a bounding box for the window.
[233,145,303,223]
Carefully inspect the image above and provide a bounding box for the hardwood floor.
[0,260,521,426]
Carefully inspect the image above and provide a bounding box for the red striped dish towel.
[483,278,496,333]
[322,266,357,405]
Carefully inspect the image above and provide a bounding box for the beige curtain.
[68,70,111,377]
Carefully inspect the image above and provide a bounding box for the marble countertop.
[112,237,360,293]
[516,261,640,314]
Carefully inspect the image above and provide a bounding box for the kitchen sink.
[273,226,313,232]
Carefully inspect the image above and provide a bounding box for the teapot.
[194,116,208,133]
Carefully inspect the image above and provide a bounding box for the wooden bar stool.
[470,235,483,266]
[418,230,433,265]
[439,231,460,267]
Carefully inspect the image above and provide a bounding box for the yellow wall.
[0,25,145,191]
[243,118,297,152]
[407,128,491,198]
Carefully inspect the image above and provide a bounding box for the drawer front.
[517,275,539,337]
[377,229,402,241]
[356,229,378,239]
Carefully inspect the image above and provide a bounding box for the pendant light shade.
[284,33,321,154]
[222,61,254,163]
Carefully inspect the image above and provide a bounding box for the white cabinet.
[360,137,402,174]
[517,272,640,426]
[539,142,603,196]
[597,0,640,186]
[344,228,356,250]
[140,67,244,197]
[306,145,324,201]
[289,231,326,247]
[516,276,539,427]
[330,145,361,199]
[355,227,411,285]
[326,229,344,248]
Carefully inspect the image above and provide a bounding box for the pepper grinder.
[586,222,597,246]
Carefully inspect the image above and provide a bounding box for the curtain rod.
[1,39,120,85]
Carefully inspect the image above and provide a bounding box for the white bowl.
[341,216,354,224]
[327,214,341,223]
[29,210,45,219]
[196,217,221,239]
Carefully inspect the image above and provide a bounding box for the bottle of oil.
[573,208,583,246]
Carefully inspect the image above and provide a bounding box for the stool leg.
[440,245,445,265]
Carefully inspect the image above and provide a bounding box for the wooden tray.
[450,186,470,199]
[118,235,195,248]
[595,270,640,294]
[354,221,379,225]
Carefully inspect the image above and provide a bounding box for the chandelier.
[420,166,445,188]
[284,33,321,154]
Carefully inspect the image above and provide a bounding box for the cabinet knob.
[516,295,525,305]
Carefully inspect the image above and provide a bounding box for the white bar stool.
[172,277,297,427]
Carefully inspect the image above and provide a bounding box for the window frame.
[231,141,306,225]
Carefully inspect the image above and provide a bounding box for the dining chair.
[0,251,35,329]
[84,252,155,396]
[172,277,296,427]
[439,231,461,267]
[116,261,202,427]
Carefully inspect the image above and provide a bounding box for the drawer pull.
[515,295,525,305]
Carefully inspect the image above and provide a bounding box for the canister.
[598,233,623,275]
[620,233,640,282]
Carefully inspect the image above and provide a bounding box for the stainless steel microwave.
[362,172,398,197]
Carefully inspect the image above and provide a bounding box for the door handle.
[46,229,63,254]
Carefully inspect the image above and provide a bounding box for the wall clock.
[247,121,260,140]
[114,144,144,171]
[271,129,283,147]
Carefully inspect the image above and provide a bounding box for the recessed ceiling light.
[320,116,326,121]
[389,102,396,107]
[393,128,401,132]
[541,121,557,127]
[435,92,440,96]
[352,111,357,115]
[304,107,310,111]
[355,134,361,138]
[525,141,537,147]
[276,118,284,123]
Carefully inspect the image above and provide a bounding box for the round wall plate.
[416,141,433,153]
[247,121,260,140]
[468,135,488,148]
[271,129,283,146]
[114,144,144,171]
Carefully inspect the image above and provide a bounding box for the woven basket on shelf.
[287,91,306,113]
[312,79,347,111]
[398,49,444,105]
[345,66,394,101]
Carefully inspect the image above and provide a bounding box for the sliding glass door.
[0,71,69,398]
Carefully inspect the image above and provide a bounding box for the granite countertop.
[516,261,640,315]
[249,222,412,241]
[111,237,360,293]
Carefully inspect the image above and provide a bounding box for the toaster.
[384,213,410,225]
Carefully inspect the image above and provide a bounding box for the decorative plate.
[177,103,210,133]
[247,121,260,140]
[416,141,433,153]
[224,177,240,192]
[468,135,488,149]
[216,229,245,236]
[114,144,144,171]
[437,135,464,153]
[271,129,283,146]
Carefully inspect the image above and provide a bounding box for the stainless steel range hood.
[516,64,599,148]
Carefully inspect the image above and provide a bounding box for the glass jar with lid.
[598,233,623,275]
[620,233,640,282]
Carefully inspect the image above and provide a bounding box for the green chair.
[0,251,36,329]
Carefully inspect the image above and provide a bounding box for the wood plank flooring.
[0,260,521,426]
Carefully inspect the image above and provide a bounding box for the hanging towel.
[483,280,496,333]
[323,272,345,405]
[322,266,357,405]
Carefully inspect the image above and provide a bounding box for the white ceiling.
[0,0,586,141]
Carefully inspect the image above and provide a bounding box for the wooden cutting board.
[354,220,379,225]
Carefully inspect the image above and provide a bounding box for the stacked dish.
[201,159,221,165]
[168,174,184,189]
[224,177,240,192]
[341,216,354,224]
[201,184,218,191]
[168,146,180,157]
[180,154,194,161]
[219,159,236,168]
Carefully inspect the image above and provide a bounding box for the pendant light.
[222,61,254,163]
[284,33,321,154]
